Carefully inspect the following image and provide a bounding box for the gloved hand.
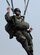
[27,27,33,32]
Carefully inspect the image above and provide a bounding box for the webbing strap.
[11,0,14,13]
[24,0,29,17]
[6,0,10,6]
[24,0,26,8]
[6,0,14,14]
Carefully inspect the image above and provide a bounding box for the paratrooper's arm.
[5,12,10,22]
[5,7,12,23]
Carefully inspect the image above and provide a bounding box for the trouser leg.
[7,29,14,39]
[28,39,33,55]
[21,39,32,55]
[15,31,31,55]
[5,24,13,39]
[22,30,33,55]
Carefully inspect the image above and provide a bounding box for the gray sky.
[0,0,40,55]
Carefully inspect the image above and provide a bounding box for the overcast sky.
[0,0,40,55]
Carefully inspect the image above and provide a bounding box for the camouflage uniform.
[13,15,33,55]
[5,11,33,55]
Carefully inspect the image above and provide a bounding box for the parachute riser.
[23,0,29,18]
[6,0,14,14]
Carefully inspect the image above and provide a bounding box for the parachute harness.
[6,0,29,18]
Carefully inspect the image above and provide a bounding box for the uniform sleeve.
[5,12,12,23]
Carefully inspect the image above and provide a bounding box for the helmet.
[14,8,21,14]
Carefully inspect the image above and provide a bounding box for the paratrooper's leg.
[15,31,31,55]
[22,30,33,55]
[5,24,14,39]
